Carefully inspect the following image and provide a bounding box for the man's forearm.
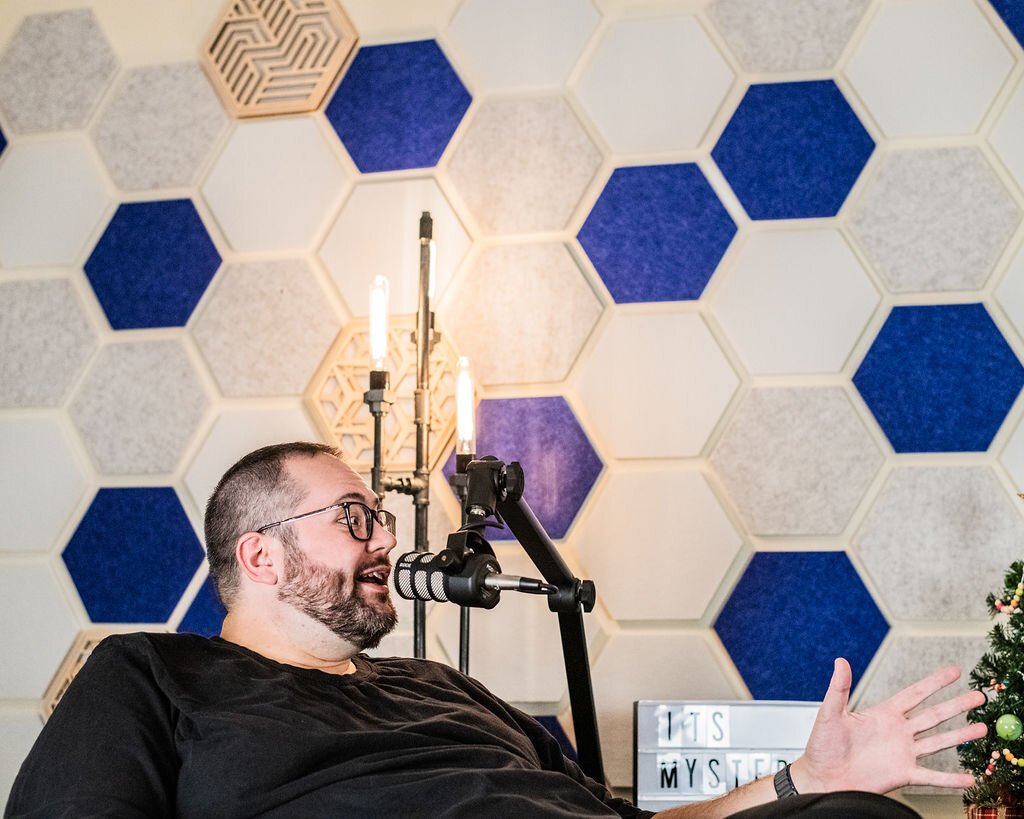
[654,771,779,818]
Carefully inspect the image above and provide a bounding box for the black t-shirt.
[6,633,652,818]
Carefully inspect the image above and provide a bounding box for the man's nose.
[368,523,397,555]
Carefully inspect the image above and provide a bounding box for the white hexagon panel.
[998,243,1024,349]
[446,96,602,235]
[192,258,343,397]
[0,563,79,699]
[592,631,738,788]
[844,0,1013,138]
[184,405,320,516]
[991,75,1024,197]
[320,178,471,315]
[708,0,868,73]
[574,15,733,154]
[0,279,98,408]
[446,0,599,92]
[0,9,118,134]
[93,62,229,191]
[70,339,210,475]
[574,467,742,622]
[711,387,883,536]
[0,709,42,812]
[709,228,879,374]
[441,243,603,386]
[434,546,589,703]
[0,138,111,268]
[855,466,1024,621]
[0,417,88,554]
[201,117,350,252]
[576,312,739,459]
[848,147,1020,293]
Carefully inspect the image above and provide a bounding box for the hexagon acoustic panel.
[0,9,118,133]
[85,200,221,330]
[710,387,883,536]
[577,312,738,459]
[715,552,888,702]
[41,629,110,718]
[712,81,874,220]
[447,96,602,235]
[989,0,1024,49]
[848,147,1020,293]
[853,304,1024,453]
[0,138,111,268]
[202,0,357,117]
[326,40,470,173]
[306,315,458,473]
[63,487,203,623]
[574,467,742,622]
[447,0,599,92]
[573,15,733,154]
[193,258,342,397]
[440,242,602,386]
[177,576,226,638]
[0,418,88,554]
[442,396,602,540]
[0,711,42,806]
[991,76,1024,197]
[855,466,1024,621]
[70,340,210,475]
[707,0,868,73]
[202,117,349,252]
[93,63,229,191]
[0,279,98,408]
[709,228,878,374]
[844,0,1013,138]
[578,163,736,303]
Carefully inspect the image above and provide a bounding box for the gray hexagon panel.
[440,243,602,385]
[710,387,883,536]
[0,9,118,133]
[192,259,343,397]
[70,340,210,475]
[0,279,98,408]
[855,466,1024,621]
[848,147,1020,293]
[447,96,602,235]
[93,62,229,191]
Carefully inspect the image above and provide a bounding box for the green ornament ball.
[997,714,1023,741]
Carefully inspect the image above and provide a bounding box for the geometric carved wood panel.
[202,0,358,118]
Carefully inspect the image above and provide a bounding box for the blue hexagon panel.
[63,487,204,623]
[535,715,577,762]
[989,0,1024,49]
[0,126,6,157]
[853,304,1024,453]
[443,396,603,540]
[177,575,226,638]
[578,164,736,303]
[326,40,471,173]
[85,199,221,330]
[712,80,874,220]
[715,552,888,701]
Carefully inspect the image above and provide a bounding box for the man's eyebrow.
[331,491,374,505]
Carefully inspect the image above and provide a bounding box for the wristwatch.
[774,764,799,799]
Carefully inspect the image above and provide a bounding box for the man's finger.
[907,689,986,734]
[883,665,962,715]
[817,658,852,721]
[908,767,977,789]
[914,722,988,757]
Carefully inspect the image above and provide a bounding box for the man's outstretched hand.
[791,659,988,795]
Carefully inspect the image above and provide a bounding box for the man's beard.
[277,542,397,650]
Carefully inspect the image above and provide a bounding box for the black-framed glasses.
[256,501,397,542]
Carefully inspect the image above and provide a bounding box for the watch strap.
[774,764,799,799]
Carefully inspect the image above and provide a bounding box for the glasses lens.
[346,503,372,540]
[378,509,396,535]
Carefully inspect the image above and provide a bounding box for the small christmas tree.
[960,560,1024,813]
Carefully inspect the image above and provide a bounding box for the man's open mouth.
[356,567,390,587]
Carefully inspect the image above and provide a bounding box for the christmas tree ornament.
[998,715,1023,742]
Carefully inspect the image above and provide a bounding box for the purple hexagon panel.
[444,396,602,540]
[63,487,204,622]
[85,199,221,329]
[712,80,874,220]
[578,163,736,303]
[177,575,226,638]
[715,552,888,701]
[854,304,1024,453]
[326,40,471,173]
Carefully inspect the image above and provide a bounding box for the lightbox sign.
[634,700,819,811]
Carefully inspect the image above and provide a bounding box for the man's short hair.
[204,441,342,606]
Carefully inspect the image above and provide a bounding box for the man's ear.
[236,532,280,586]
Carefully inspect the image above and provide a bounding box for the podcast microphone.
[393,550,556,609]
